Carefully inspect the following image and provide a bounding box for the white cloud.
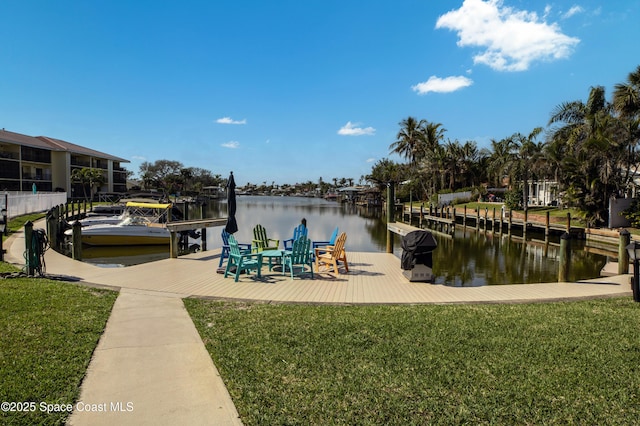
[131,155,146,161]
[216,117,247,125]
[412,75,473,94]
[435,0,580,72]
[366,158,376,163]
[338,121,376,136]
[562,5,584,19]
[221,141,240,149]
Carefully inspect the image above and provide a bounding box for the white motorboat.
[66,202,172,246]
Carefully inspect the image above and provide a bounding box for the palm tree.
[71,167,105,202]
[389,116,427,165]
[548,86,626,224]
[514,127,544,213]
[613,65,640,120]
[487,137,517,189]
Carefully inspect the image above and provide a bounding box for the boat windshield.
[120,216,152,226]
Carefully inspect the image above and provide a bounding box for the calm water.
[82,196,611,286]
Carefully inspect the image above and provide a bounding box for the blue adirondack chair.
[282,235,314,279]
[224,235,263,282]
[312,227,339,252]
[219,229,252,267]
[283,223,308,250]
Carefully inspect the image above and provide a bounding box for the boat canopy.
[125,202,172,209]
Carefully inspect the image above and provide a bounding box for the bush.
[504,188,523,210]
[621,198,640,227]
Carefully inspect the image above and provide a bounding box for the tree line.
[367,65,640,227]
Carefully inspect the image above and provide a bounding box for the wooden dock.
[4,223,633,305]
[402,204,623,247]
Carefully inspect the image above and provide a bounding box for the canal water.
[81,196,611,286]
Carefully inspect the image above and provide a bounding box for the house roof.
[0,128,129,163]
[37,136,128,163]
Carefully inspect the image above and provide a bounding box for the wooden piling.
[558,232,570,282]
[619,229,631,275]
[386,183,395,254]
[71,221,82,260]
[24,221,34,276]
[545,211,550,241]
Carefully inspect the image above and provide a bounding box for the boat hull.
[68,224,170,246]
[81,234,170,246]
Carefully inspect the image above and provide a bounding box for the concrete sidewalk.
[67,288,242,426]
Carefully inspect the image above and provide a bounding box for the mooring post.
[71,221,82,260]
[558,232,571,282]
[492,208,496,232]
[484,208,488,231]
[24,221,34,276]
[566,212,571,233]
[46,208,58,250]
[386,182,395,253]
[508,209,513,237]
[463,205,467,227]
[545,211,550,241]
[201,228,207,251]
[169,231,179,258]
[619,229,631,275]
[476,208,480,230]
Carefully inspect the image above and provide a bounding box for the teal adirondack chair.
[219,229,252,267]
[224,235,263,282]
[252,224,279,252]
[283,224,308,250]
[282,235,313,279]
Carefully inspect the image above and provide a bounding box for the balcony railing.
[71,159,91,167]
[0,151,19,160]
[22,173,52,181]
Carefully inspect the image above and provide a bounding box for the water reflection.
[82,196,611,286]
[428,228,607,286]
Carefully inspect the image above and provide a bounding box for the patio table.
[260,249,284,271]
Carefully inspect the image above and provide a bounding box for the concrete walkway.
[2,222,633,425]
[67,288,242,426]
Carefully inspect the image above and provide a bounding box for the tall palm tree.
[514,127,544,213]
[487,137,517,188]
[389,116,427,165]
[548,86,626,224]
[613,65,640,120]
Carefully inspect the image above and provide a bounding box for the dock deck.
[4,225,632,304]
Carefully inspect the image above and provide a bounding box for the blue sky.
[1,1,639,186]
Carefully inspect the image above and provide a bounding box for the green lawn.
[0,262,117,425]
[186,299,640,425]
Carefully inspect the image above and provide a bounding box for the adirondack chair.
[282,235,314,279]
[312,227,339,254]
[252,224,279,251]
[224,235,263,282]
[283,223,308,250]
[219,229,252,267]
[315,232,349,275]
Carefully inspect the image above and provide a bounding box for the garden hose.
[24,228,50,276]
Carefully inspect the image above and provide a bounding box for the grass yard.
[186,298,640,425]
[0,262,117,425]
